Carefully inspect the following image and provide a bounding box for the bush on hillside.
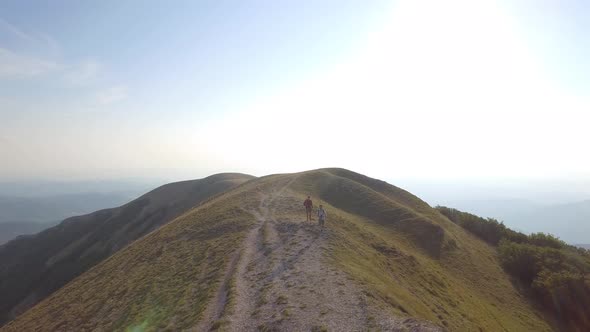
[438,206,590,330]
[497,240,588,281]
[435,206,527,245]
[436,207,567,248]
[497,240,541,284]
[498,240,590,329]
[527,232,565,249]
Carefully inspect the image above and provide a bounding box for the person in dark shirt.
[303,196,313,222]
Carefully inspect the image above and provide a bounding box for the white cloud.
[0,18,60,56]
[0,18,37,44]
[0,19,128,110]
[0,19,62,79]
[0,48,59,78]
[96,86,128,105]
[0,19,105,87]
[38,32,60,57]
[0,47,105,85]
[65,60,101,85]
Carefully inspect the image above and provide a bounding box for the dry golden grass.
[289,169,551,331]
[2,168,553,331]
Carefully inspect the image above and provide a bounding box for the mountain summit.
[0,169,573,331]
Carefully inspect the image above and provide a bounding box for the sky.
[1,0,589,184]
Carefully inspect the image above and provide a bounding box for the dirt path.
[195,178,441,331]
[194,249,241,332]
[224,179,371,331]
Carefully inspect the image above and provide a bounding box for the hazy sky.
[1,0,589,182]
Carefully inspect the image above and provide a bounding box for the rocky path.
[195,179,442,332]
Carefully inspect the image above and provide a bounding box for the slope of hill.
[436,206,590,331]
[1,169,554,331]
[0,173,254,327]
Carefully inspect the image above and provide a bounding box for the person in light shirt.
[317,204,327,230]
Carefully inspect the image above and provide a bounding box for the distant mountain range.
[0,192,142,245]
[0,180,158,197]
[0,222,58,245]
[0,180,164,245]
[0,192,138,224]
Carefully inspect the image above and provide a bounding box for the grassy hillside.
[2,169,555,331]
[1,174,261,331]
[291,169,550,331]
[0,173,253,327]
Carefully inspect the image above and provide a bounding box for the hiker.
[317,204,327,229]
[303,196,313,222]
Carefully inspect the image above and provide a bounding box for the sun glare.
[197,0,589,179]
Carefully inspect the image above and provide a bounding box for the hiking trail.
[194,178,441,332]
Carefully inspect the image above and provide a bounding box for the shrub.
[498,240,590,330]
[527,232,564,249]
[497,240,541,284]
[497,240,587,284]
[436,206,525,246]
[436,207,564,249]
[532,270,590,329]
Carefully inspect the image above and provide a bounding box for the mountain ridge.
[1,169,555,331]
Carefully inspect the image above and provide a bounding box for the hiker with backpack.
[303,196,313,222]
[317,204,327,229]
